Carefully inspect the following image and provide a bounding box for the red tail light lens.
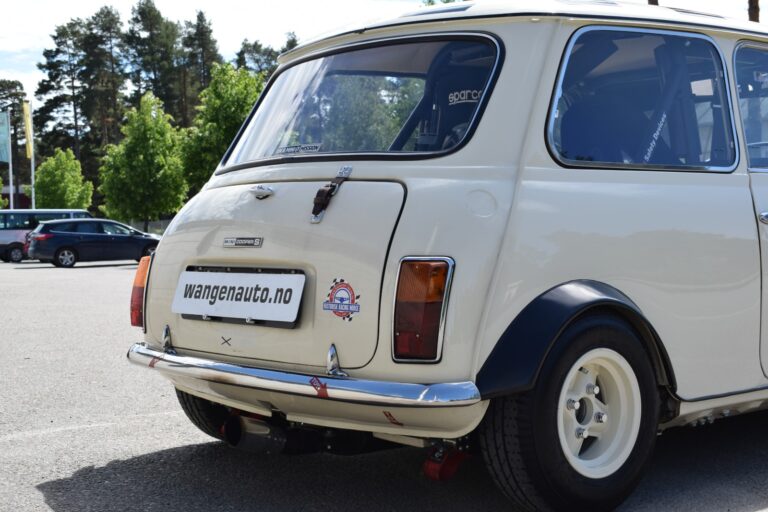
[31,233,53,241]
[131,256,152,327]
[394,258,453,361]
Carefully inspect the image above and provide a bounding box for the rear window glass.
[549,28,735,170]
[735,45,768,168]
[227,38,497,166]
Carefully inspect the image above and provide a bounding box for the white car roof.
[281,0,768,64]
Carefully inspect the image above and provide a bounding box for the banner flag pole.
[23,101,35,209]
[6,110,13,209]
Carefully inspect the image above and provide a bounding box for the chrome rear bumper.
[127,343,481,408]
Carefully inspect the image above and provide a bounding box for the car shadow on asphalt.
[36,411,768,512]
[36,444,509,512]
[10,262,138,270]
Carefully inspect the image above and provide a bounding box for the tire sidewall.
[55,248,77,268]
[9,246,23,263]
[527,314,659,510]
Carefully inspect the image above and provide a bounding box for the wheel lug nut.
[566,399,580,411]
[576,428,589,439]
[586,384,600,395]
[595,412,607,423]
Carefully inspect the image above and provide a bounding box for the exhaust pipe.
[223,415,287,454]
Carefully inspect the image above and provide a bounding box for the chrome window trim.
[733,40,768,174]
[218,32,503,174]
[546,25,740,173]
[391,256,455,364]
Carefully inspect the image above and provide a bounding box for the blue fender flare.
[475,280,674,399]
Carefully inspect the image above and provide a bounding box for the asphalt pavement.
[1,260,768,511]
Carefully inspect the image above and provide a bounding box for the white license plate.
[171,270,306,323]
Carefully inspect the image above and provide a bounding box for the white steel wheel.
[480,314,660,512]
[556,348,641,479]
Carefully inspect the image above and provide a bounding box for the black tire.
[8,245,24,263]
[54,247,77,268]
[176,389,229,440]
[479,314,660,512]
[137,244,156,261]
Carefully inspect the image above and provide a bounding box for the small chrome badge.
[223,237,263,248]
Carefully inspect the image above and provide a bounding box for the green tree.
[0,80,29,202]
[100,92,187,230]
[81,6,126,148]
[124,0,181,121]
[0,174,6,208]
[235,32,298,78]
[34,148,93,208]
[35,19,86,160]
[179,11,222,126]
[181,63,263,195]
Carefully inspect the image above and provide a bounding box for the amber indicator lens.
[130,256,151,327]
[394,260,450,360]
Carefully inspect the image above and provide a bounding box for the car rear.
[128,24,515,441]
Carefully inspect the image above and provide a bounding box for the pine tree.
[124,0,181,122]
[235,32,299,78]
[81,6,126,148]
[179,11,222,126]
[35,19,86,160]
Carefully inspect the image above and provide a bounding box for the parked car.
[29,219,160,267]
[0,209,91,262]
[126,3,768,510]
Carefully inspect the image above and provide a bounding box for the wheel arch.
[475,280,676,399]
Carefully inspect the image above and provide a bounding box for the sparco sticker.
[322,278,360,321]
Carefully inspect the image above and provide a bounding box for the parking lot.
[1,260,768,511]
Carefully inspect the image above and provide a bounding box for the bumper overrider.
[127,343,487,438]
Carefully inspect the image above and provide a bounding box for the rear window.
[549,27,736,170]
[226,37,498,166]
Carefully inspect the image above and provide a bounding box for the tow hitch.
[422,439,471,481]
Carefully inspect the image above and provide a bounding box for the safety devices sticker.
[322,278,360,322]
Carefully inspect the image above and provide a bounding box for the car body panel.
[135,9,768,438]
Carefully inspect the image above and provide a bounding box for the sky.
[0,0,762,99]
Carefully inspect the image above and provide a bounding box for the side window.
[73,212,91,219]
[0,214,5,229]
[550,28,735,170]
[50,223,75,233]
[102,223,131,235]
[6,213,31,229]
[75,222,101,234]
[735,44,768,168]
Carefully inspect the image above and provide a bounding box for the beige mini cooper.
[128,2,768,510]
